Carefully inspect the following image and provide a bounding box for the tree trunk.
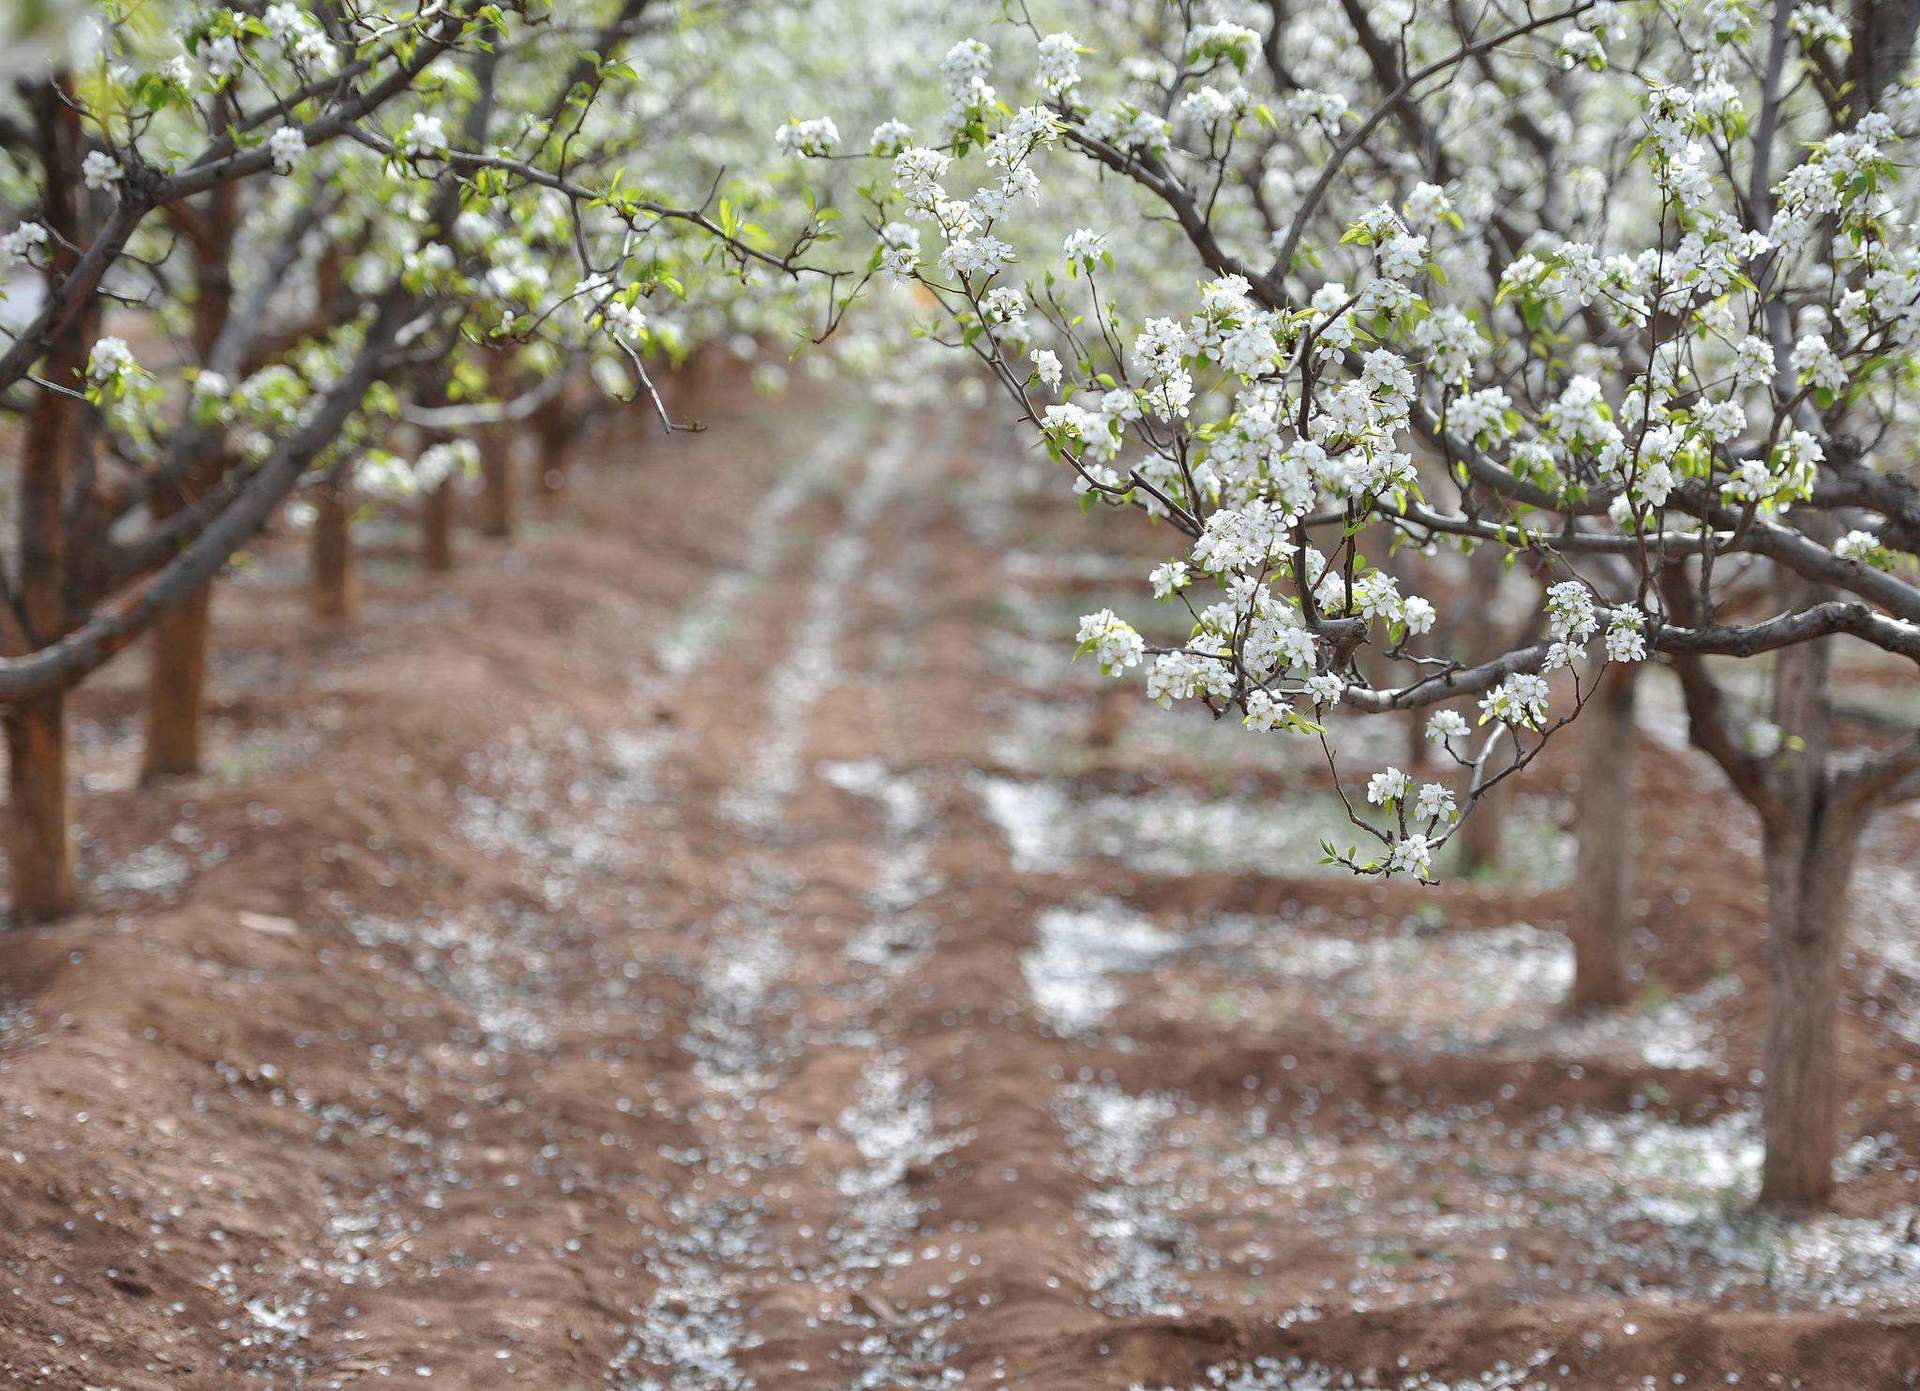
[535,450,569,503]
[422,481,456,572]
[477,429,513,538]
[533,398,571,503]
[140,583,212,782]
[1455,784,1502,873]
[140,166,239,783]
[1757,802,1856,1209]
[1569,664,1638,1009]
[5,695,75,924]
[1405,708,1431,771]
[5,82,85,923]
[312,485,355,619]
[1756,622,1854,1209]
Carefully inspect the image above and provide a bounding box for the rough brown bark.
[1756,620,1854,1209]
[312,485,355,619]
[5,695,75,924]
[1851,0,1920,111]
[18,86,82,650]
[1569,664,1638,1010]
[1404,708,1431,772]
[535,453,569,503]
[1757,800,1855,1210]
[477,429,513,538]
[142,175,238,783]
[1455,780,1502,873]
[141,584,213,782]
[1087,683,1132,750]
[532,397,572,503]
[422,480,456,572]
[6,81,87,921]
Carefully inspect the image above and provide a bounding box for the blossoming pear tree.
[787,0,1920,1207]
[0,0,843,924]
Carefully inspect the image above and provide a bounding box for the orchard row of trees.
[0,1,857,916]
[766,0,1920,1209]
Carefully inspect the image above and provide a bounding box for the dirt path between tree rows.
[3,385,1919,1389]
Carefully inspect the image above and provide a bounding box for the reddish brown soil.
[2,383,1917,1389]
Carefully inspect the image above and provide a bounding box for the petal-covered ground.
[2,383,1917,1389]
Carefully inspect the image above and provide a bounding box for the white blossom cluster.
[775,116,841,157]
[812,4,1920,882]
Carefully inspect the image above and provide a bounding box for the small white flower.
[401,114,449,160]
[1149,560,1189,598]
[979,286,1025,325]
[293,29,334,67]
[942,38,993,85]
[1075,608,1145,675]
[1730,334,1776,389]
[1,221,49,268]
[1480,672,1552,727]
[1414,782,1457,823]
[1834,528,1883,564]
[1037,32,1081,97]
[1304,672,1345,706]
[774,116,840,158]
[1426,709,1470,744]
[82,151,123,191]
[87,336,136,382]
[1030,348,1063,390]
[878,221,921,280]
[1366,766,1411,806]
[264,2,312,43]
[268,125,307,172]
[1389,833,1435,879]
[603,299,647,340]
[891,146,952,212]
[1546,580,1599,644]
[202,34,241,82]
[1789,3,1850,46]
[1557,27,1606,69]
[868,119,913,156]
[1745,719,1783,759]
[1403,182,1454,230]
[1790,332,1846,394]
[1243,688,1292,732]
[1187,20,1259,69]
[1063,227,1106,265]
[1603,606,1648,662]
[939,234,1014,280]
[1378,228,1429,280]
